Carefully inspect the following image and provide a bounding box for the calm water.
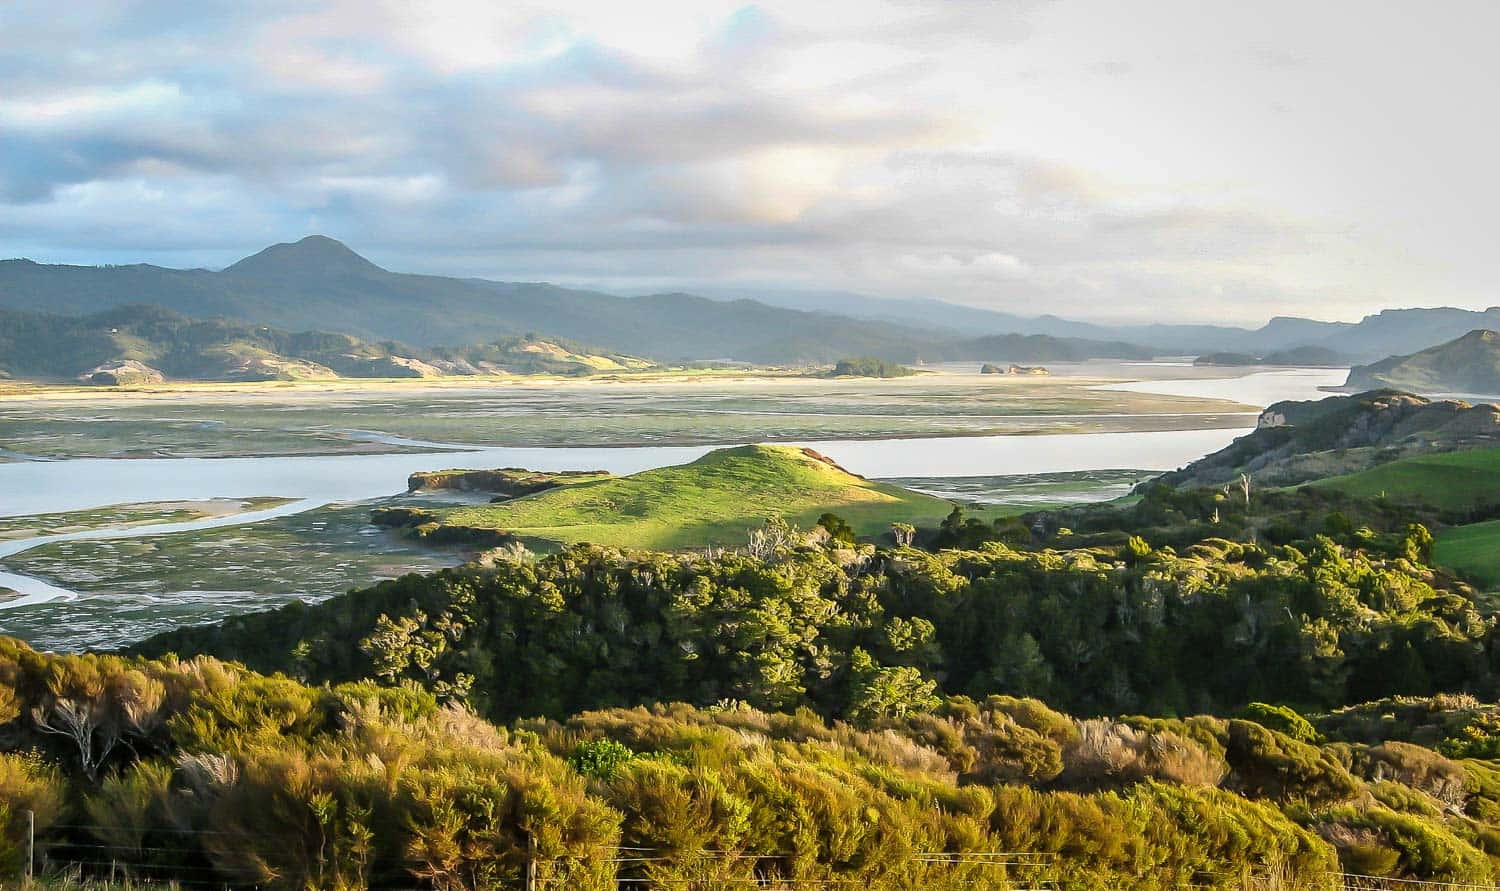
[0,368,1345,647]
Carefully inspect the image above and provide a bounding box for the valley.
[0,366,1338,650]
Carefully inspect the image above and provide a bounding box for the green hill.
[1312,447,1500,514]
[432,445,954,549]
[1435,520,1500,589]
[1345,329,1500,394]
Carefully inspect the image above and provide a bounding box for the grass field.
[439,444,956,550]
[1311,447,1500,513]
[1436,520,1500,590]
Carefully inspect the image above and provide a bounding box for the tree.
[891,522,916,547]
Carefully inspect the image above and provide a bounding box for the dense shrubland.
[31,428,1500,887]
[137,519,1495,722]
[13,638,1500,887]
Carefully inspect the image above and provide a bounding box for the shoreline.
[0,361,1286,405]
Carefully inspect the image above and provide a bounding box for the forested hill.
[1345,329,1500,394]
[0,304,653,382]
[0,237,949,362]
[1151,390,1500,489]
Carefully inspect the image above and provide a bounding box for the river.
[0,367,1347,646]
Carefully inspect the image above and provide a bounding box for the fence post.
[525,831,538,891]
[23,809,33,886]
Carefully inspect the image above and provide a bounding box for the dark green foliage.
[1222,720,1360,805]
[815,512,858,545]
[568,738,637,781]
[1243,703,1320,744]
[824,356,916,377]
[135,525,1497,723]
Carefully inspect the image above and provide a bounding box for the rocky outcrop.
[981,363,1049,375]
[1155,390,1500,489]
[406,467,609,499]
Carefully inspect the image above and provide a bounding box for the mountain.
[1319,308,1500,361]
[1151,390,1500,490]
[1345,330,1500,394]
[4,235,1491,363]
[0,304,653,382]
[0,238,958,363]
[715,289,1500,362]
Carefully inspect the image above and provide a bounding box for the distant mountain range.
[1345,329,1500,395]
[1,235,1495,366]
[726,289,1500,361]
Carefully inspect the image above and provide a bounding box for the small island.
[981,362,1050,375]
[822,356,918,378]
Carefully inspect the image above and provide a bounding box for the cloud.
[0,0,1494,324]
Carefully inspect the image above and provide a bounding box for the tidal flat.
[0,367,1258,459]
[0,497,294,540]
[0,500,465,651]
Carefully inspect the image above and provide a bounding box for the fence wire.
[15,819,1500,891]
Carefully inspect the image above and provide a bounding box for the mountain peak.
[223,235,384,278]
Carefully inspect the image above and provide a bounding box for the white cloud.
[0,0,1495,324]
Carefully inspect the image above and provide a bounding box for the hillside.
[1312,447,1500,514]
[113,527,1500,885]
[1194,345,1349,367]
[410,445,954,549]
[24,637,1500,888]
[0,237,957,363]
[0,304,653,382]
[1345,329,1500,394]
[1151,390,1500,489]
[732,291,1500,361]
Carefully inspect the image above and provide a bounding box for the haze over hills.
[730,288,1500,361]
[0,237,952,364]
[1,235,1495,365]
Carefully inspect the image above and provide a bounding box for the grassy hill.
[434,445,954,549]
[1311,447,1500,513]
[0,304,654,382]
[1435,520,1500,589]
[1308,448,1500,589]
[1345,329,1500,394]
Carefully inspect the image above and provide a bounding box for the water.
[1093,367,1347,405]
[0,368,1343,646]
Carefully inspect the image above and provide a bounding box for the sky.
[1,0,1496,325]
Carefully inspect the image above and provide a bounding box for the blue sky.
[1,0,1496,324]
